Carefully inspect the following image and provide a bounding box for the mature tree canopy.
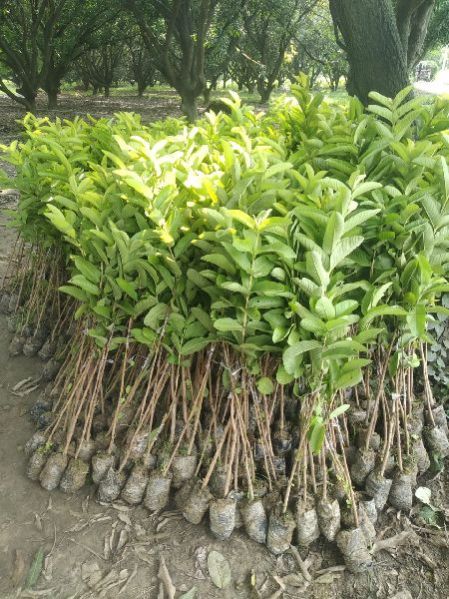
[0,0,118,110]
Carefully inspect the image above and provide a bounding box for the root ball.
[350,449,375,487]
[97,467,126,503]
[424,425,449,457]
[182,482,212,524]
[240,499,267,544]
[144,472,172,512]
[317,498,341,542]
[121,464,149,505]
[171,454,197,489]
[27,449,49,481]
[388,472,413,511]
[296,503,320,547]
[209,497,236,540]
[266,508,295,555]
[92,451,116,484]
[60,458,89,493]
[336,528,372,574]
[25,431,47,457]
[365,469,392,511]
[39,452,68,491]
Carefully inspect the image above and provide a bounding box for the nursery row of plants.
[2,78,449,572]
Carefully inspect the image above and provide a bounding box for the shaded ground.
[0,89,185,142]
[0,91,448,598]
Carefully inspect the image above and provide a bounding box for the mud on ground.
[0,93,448,598]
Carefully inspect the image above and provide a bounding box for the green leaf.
[368,91,393,109]
[306,251,329,288]
[180,337,212,356]
[329,404,350,419]
[213,318,243,333]
[144,303,169,329]
[257,377,274,395]
[202,253,236,274]
[361,305,407,327]
[26,548,44,589]
[323,212,344,253]
[367,104,393,122]
[70,274,100,296]
[315,297,335,320]
[329,237,364,271]
[44,205,76,239]
[225,209,255,229]
[117,278,138,301]
[309,422,325,455]
[59,285,87,303]
[283,340,322,375]
[335,368,363,390]
[276,364,294,385]
[73,256,101,283]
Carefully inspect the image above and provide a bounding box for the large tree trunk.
[329,0,436,102]
[47,89,58,109]
[329,0,409,103]
[137,81,147,97]
[180,90,198,123]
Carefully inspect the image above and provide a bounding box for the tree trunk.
[203,87,211,105]
[259,88,272,103]
[180,90,198,122]
[329,0,409,103]
[257,79,273,104]
[137,81,147,97]
[47,88,59,109]
[104,86,110,98]
[17,86,37,113]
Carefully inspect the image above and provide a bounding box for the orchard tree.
[240,0,318,103]
[78,44,124,97]
[0,0,119,111]
[126,0,224,121]
[293,1,346,91]
[0,0,48,111]
[425,0,449,51]
[228,51,259,93]
[42,0,120,108]
[127,31,157,97]
[329,0,436,102]
[203,0,246,103]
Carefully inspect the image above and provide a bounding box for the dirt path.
[0,100,448,598]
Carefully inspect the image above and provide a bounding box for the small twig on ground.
[158,557,176,599]
[315,565,346,576]
[68,538,106,561]
[372,531,419,554]
[289,546,312,582]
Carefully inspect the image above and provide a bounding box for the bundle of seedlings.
[2,82,449,573]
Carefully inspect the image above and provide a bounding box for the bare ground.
[0,91,448,599]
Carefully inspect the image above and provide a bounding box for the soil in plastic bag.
[240,498,268,544]
[60,458,89,493]
[144,472,172,512]
[336,527,373,574]
[39,452,68,491]
[209,497,237,540]
[266,507,296,555]
[121,464,150,505]
[317,498,341,542]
